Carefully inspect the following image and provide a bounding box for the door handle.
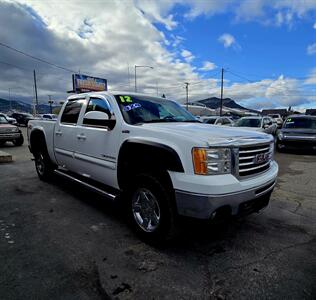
[77,134,86,140]
[55,130,62,136]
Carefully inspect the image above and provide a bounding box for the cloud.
[199,61,217,71]
[0,1,202,105]
[218,33,241,50]
[181,49,195,63]
[307,43,316,55]
[305,68,316,85]
[314,22,316,29]
[0,0,314,111]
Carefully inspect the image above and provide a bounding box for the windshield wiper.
[182,120,202,123]
[142,119,179,123]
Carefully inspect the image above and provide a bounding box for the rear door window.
[61,99,84,125]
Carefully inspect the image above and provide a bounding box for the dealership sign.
[72,74,107,93]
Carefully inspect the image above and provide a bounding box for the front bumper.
[278,139,316,151]
[175,180,275,219]
[0,132,21,141]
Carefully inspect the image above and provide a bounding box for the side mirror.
[84,111,109,120]
[8,120,14,124]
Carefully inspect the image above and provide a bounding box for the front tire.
[12,135,24,146]
[127,173,177,244]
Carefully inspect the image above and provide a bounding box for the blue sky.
[0,0,315,110]
[155,2,316,108]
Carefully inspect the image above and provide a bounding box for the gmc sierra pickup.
[28,92,278,242]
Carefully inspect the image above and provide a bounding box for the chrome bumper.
[175,180,275,219]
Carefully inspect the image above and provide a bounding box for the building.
[262,109,288,118]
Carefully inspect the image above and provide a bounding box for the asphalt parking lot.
[0,128,315,299]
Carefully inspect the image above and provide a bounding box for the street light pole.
[134,65,154,93]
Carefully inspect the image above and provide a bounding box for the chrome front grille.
[238,143,272,177]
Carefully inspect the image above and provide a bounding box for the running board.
[54,169,118,201]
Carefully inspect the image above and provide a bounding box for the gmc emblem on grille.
[255,153,269,164]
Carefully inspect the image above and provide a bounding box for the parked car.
[235,116,277,135]
[28,92,278,243]
[201,116,234,126]
[11,112,34,126]
[276,115,316,152]
[0,113,17,125]
[0,115,24,146]
[42,114,57,120]
[268,114,284,128]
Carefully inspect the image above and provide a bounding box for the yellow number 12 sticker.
[119,95,133,103]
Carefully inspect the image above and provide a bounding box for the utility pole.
[220,68,224,116]
[48,95,53,114]
[8,88,11,111]
[33,70,38,114]
[185,82,189,110]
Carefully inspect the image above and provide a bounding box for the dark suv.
[277,115,316,152]
[11,112,34,126]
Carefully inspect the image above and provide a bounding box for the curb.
[0,151,13,163]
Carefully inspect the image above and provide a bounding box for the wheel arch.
[29,129,47,154]
[117,139,184,190]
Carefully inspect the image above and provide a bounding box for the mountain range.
[0,98,53,114]
[0,96,257,115]
[195,97,258,113]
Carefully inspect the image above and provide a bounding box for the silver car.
[235,116,277,135]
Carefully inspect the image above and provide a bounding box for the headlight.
[278,132,284,140]
[192,147,231,175]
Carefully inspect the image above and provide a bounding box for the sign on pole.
[72,74,107,93]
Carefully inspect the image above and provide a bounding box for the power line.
[226,69,315,97]
[0,41,77,73]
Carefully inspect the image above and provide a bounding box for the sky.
[0,0,315,110]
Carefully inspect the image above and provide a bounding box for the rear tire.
[126,173,177,244]
[12,135,24,146]
[34,141,55,181]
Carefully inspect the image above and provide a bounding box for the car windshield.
[284,117,316,129]
[204,118,217,124]
[236,118,261,128]
[114,94,199,125]
[0,116,9,124]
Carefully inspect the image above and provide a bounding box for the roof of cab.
[67,91,169,101]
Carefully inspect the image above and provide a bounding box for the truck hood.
[141,123,272,146]
[234,126,264,132]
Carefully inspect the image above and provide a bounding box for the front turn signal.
[192,148,207,175]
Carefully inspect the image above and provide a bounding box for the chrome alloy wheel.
[132,188,161,232]
[35,153,45,176]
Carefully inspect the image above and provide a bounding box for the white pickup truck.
[28,92,278,242]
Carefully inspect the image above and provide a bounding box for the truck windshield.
[114,95,199,125]
[284,117,316,129]
[236,118,261,128]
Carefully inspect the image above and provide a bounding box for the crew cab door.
[73,96,120,188]
[54,98,85,170]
